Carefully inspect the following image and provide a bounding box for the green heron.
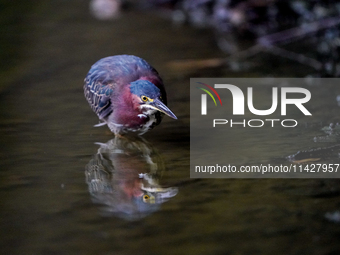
[84,55,177,135]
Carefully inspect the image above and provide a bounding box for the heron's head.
[129,80,177,119]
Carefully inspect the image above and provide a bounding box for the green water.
[0,1,340,255]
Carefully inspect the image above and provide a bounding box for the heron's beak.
[150,99,177,119]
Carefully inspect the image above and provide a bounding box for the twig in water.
[264,46,322,70]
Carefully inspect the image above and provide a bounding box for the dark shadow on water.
[85,136,178,220]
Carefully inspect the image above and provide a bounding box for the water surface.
[1,1,340,255]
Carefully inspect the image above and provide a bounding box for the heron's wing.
[84,71,114,120]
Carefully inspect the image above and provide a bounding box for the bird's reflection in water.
[85,136,178,220]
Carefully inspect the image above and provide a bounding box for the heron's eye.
[141,96,148,102]
[143,194,150,201]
